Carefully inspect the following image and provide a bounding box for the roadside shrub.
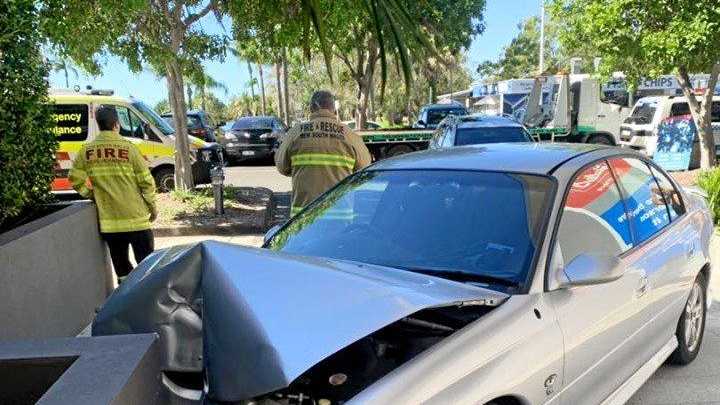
[0,0,57,230]
[698,168,720,224]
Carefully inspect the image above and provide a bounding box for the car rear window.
[232,117,274,130]
[50,104,89,141]
[455,126,531,146]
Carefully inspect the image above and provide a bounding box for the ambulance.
[49,89,223,192]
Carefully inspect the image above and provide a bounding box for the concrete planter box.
[0,201,113,340]
[0,334,160,404]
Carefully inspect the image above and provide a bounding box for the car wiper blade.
[396,266,520,287]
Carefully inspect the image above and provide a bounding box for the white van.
[619,95,720,157]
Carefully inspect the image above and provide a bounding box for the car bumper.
[619,136,657,156]
[224,142,275,159]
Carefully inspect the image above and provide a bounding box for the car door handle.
[637,275,649,297]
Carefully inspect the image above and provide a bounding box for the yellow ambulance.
[49,89,222,192]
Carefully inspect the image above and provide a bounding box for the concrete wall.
[0,202,113,340]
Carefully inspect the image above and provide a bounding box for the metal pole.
[211,166,225,215]
[539,1,545,75]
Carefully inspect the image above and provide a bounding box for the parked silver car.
[93,143,713,405]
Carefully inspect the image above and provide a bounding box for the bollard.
[211,165,225,215]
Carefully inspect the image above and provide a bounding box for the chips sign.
[653,115,696,172]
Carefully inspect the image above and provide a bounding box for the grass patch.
[698,168,720,225]
[155,186,271,229]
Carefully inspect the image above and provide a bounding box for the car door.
[607,157,695,359]
[546,160,649,404]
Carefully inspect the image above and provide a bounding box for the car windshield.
[232,117,274,130]
[162,114,203,129]
[427,108,466,125]
[268,170,552,290]
[133,101,175,135]
[455,127,531,146]
[624,100,657,124]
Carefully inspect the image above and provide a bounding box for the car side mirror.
[263,224,282,245]
[558,253,623,288]
[416,120,426,127]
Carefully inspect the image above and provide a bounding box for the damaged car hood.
[92,241,507,401]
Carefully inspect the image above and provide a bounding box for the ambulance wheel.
[385,144,415,158]
[154,168,175,193]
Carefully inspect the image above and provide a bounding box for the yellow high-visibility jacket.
[69,130,157,233]
[276,109,372,215]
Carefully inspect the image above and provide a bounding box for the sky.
[48,0,540,106]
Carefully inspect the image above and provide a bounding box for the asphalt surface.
[189,162,720,404]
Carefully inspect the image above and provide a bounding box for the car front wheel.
[670,273,707,365]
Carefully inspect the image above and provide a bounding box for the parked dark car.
[413,103,468,129]
[429,115,533,149]
[219,116,287,162]
[161,110,223,143]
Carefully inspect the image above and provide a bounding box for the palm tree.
[50,58,79,88]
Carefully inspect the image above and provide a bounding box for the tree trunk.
[166,58,194,190]
[676,64,719,169]
[247,61,255,99]
[64,66,69,88]
[258,64,267,115]
[186,86,193,110]
[353,41,378,130]
[275,62,285,123]
[281,48,290,125]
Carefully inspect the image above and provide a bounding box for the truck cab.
[414,104,468,129]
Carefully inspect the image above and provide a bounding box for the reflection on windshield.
[624,101,657,124]
[269,170,552,289]
[455,127,531,145]
[133,101,175,135]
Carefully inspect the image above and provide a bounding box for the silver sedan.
[94,143,714,405]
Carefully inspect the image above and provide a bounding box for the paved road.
[170,162,720,403]
[224,163,291,193]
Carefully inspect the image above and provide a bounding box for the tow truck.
[522,74,631,145]
[355,103,466,160]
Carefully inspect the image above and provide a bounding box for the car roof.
[454,115,523,128]
[421,103,467,110]
[49,94,129,104]
[370,142,608,174]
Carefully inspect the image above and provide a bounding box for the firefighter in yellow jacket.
[276,90,372,216]
[69,106,158,278]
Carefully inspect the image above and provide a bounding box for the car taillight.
[191,128,204,135]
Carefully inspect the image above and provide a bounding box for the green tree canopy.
[1,0,57,228]
[550,0,720,167]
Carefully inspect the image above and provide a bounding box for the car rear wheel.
[670,273,707,365]
[384,144,415,158]
[154,167,175,193]
[587,134,614,145]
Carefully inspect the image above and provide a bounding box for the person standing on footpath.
[69,106,158,279]
[275,90,372,216]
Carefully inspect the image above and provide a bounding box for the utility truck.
[523,74,631,145]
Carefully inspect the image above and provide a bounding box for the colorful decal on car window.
[558,161,632,264]
[609,158,671,244]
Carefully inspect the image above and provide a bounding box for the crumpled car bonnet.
[92,241,506,401]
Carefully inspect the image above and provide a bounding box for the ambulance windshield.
[133,101,175,135]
